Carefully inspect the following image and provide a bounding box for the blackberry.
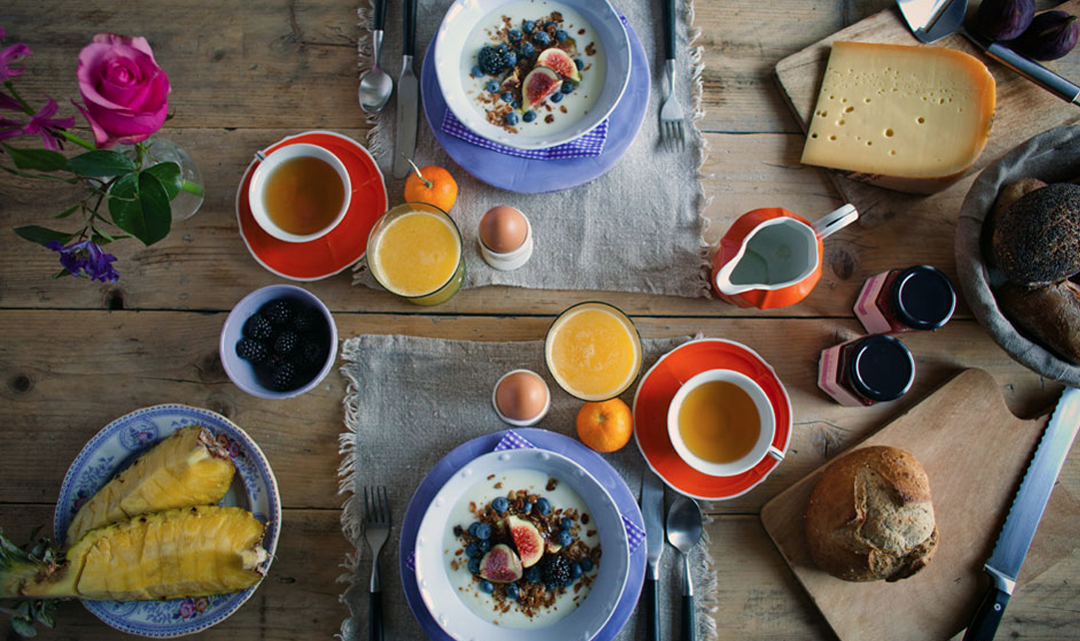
[262,299,294,326]
[275,331,300,356]
[300,340,326,366]
[477,46,505,75]
[243,314,274,341]
[540,554,571,587]
[272,361,297,391]
[292,308,319,333]
[236,338,268,363]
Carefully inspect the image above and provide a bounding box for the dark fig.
[1013,10,1079,61]
[479,543,524,583]
[975,0,1035,40]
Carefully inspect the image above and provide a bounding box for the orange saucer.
[236,131,387,281]
[632,338,792,500]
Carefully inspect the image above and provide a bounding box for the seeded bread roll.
[805,446,938,582]
[992,182,1080,287]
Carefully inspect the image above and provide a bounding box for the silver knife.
[963,387,1080,641]
[641,469,666,641]
[392,0,419,179]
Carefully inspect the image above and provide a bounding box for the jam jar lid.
[848,334,915,403]
[890,265,956,331]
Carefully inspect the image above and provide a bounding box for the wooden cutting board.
[761,369,1080,641]
[774,2,1080,220]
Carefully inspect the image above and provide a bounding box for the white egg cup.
[479,214,533,271]
[491,368,550,427]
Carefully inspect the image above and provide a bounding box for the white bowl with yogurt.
[433,0,631,150]
[415,449,630,641]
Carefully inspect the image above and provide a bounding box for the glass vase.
[124,137,204,221]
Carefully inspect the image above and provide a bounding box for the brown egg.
[479,206,528,253]
[495,371,548,421]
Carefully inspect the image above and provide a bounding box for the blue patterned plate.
[53,404,281,638]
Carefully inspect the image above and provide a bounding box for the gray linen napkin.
[337,334,719,641]
[353,0,711,297]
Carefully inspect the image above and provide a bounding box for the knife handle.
[962,587,1010,641]
[403,0,417,57]
[645,572,661,641]
[662,0,677,61]
[372,0,386,31]
[964,30,1080,106]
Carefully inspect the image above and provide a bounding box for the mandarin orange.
[403,158,458,212]
[575,398,633,453]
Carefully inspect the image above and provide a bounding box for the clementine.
[576,398,633,453]
[403,157,458,212]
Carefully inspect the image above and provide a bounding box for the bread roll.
[805,446,937,582]
[996,280,1080,364]
[991,183,1080,287]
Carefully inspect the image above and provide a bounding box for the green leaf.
[9,614,37,637]
[13,226,74,248]
[69,150,137,177]
[54,205,80,219]
[144,161,182,200]
[108,172,172,246]
[0,144,69,172]
[32,601,55,628]
[51,268,70,279]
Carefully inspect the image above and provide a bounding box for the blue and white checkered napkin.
[440,109,609,160]
[406,430,645,571]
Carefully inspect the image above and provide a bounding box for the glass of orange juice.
[544,301,643,401]
[366,202,465,306]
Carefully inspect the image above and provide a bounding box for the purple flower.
[0,92,21,111]
[0,115,21,141]
[0,29,32,83]
[46,239,119,283]
[21,96,74,150]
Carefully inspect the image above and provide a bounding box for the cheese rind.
[800,42,996,195]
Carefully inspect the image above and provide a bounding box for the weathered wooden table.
[1,1,1078,639]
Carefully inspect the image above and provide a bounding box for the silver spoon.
[667,496,704,641]
[359,0,393,113]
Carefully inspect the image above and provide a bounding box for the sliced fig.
[508,516,545,568]
[522,67,562,111]
[479,543,524,583]
[536,48,581,82]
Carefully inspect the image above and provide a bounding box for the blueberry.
[555,29,568,42]
[574,58,584,70]
[544,583,556,592]
[520,501,533,514]
[504,52,517,67]
[511,100,520,109]
[478,539,492,553]
[570,562,583,579]
[563,575,574,587]
[523,20,535,33]
[561,518,573,531]
[492,497,509,513]
[486,80,499,93]
[524,567,541,583]
[522,110,537,123]
[475,523,492,540]
[550,92,564,103]
[508,28,522,42]
[471,65,483,78]
[561,81,575,94]
[536,497,551,515]
[468,522,481,537]
[557,529,573,547]
[580,557,593,572]
[505,112,519,125]
[506,583,520,599]
[465,542,480,558]
[500,92,513,103]
[468,557,482,573]
[520,42,536,58]
[479,580,494,594]
[533,31,551,46]
[497,44,508,54]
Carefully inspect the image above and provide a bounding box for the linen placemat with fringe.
[352,0,712,298]
[337,334,718,641]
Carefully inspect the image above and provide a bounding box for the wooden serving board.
[774,2,1080,220]
[761,369,1080,641]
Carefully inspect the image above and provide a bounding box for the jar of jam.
[854,265,956,335]
[818,334,915,407]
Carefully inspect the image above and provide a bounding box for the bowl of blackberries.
[220,284,338,399]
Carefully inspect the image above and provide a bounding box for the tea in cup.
[248,143,352,243]
[667,369,782,476]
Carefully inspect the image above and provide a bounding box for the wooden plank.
[0,310,1066,512]
[774,1,1080,219]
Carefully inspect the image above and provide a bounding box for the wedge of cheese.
[800,42,996,194]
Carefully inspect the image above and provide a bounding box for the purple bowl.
[219,284,338,399]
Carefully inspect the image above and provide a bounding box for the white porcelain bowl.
[415,449,629,641]
[433,0,631,150]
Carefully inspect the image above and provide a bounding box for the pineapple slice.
[66,425,235,545]
[1,506,267,600]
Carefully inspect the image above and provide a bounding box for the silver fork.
[659,0,686,152]
[364,486,390,641]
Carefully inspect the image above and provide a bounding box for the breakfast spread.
[234,295,333,392]
[818,334,915,407]
[853,265,956,334]
[443,470,601,627]
[462,1,605,133]
[804,446,937,582]
[800,42,996,194]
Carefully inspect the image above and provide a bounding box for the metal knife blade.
[640,469,665,641]
[392,61,418,179]
[963,387,1080,641]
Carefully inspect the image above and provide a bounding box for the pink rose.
[74,33,170,149]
